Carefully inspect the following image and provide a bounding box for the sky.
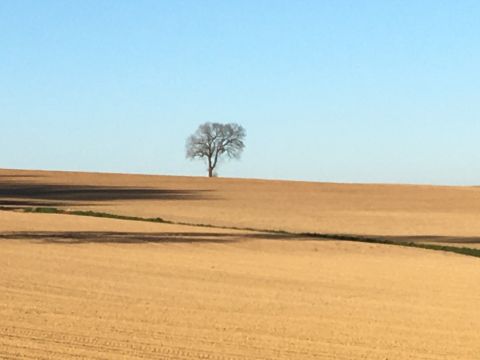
[1,0,479,185]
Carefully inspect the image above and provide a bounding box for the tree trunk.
[208,166,213,177]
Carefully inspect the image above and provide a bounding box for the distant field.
[1,168,480,239]
[1,169,480,359]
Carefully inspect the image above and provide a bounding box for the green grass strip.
[3,206,480,259]
[23,207,166,223]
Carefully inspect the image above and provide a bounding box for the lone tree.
[186,122,246,177]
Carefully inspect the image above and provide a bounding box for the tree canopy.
[186,122,246,177]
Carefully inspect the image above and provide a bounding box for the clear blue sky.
[1,1,479,185]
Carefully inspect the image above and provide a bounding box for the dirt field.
[1,168,480,239]
[1,212,480,359]
[1,169,480,359]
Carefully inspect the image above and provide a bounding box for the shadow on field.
[0,231,296,244]
[0,176,211,207]
[0,200,68,207]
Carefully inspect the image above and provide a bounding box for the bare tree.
[186,122,246,177]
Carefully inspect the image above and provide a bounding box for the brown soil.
[1,169,480,359]
[1,168,480,240]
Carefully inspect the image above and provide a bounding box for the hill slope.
[1,211,480,359]
[1,168,480,239]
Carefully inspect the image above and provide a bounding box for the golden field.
[1,168,480,239]
[1,169,480,359]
